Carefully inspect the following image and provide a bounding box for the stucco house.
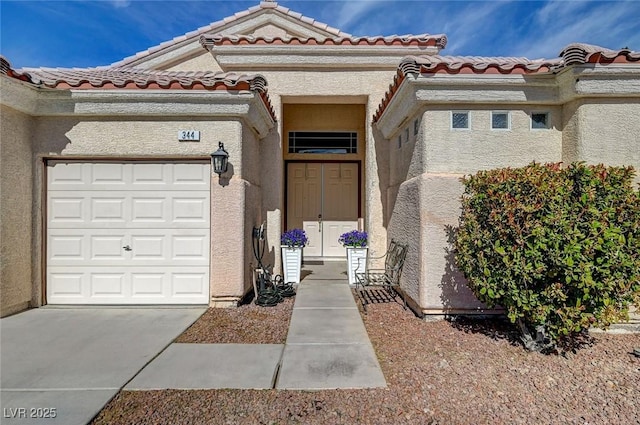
[1,1,639,318]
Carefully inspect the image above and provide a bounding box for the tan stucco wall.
[563,100,640,185]
[34,117,241,161]
[412,107,562,177]
[240,123,264,300]
[210,178,251,304]
[561,100,581,164]
[1,106,34,317]
[570,100,640,176]
[164,52,223,73]
[388,173,487,313]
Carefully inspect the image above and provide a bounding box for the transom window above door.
[288,132,357,154]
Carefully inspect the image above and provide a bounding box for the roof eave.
[206,44,440,71]
[375,72,560,138]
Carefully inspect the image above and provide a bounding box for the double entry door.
[286,162,359,258]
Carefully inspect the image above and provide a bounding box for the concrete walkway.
[275,261,387,389]
[0,307,205,425]
[126,262,386,391]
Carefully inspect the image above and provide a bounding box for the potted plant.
[281,228,308,284]
[339,230,368,285]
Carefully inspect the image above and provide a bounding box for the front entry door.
[287,162,359,258]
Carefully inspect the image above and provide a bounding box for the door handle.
[123,245,132,251]
[318,214,322,232]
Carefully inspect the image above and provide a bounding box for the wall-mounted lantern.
[211,142,229,176]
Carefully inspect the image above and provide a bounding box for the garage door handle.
[123,245,132,251]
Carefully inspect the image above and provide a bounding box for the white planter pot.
[346,247,368,285]
[281,246,303,284]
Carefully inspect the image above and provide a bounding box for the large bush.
[455,162,640,351]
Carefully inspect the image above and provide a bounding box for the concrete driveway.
[0,307,205,425]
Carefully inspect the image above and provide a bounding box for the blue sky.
[1,0,639,69]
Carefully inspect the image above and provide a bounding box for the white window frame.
[491,111,511,131]
[451,111,470,130]
[530,112,551,130]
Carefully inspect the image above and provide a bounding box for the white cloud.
[439,1,514,54]
[332,0,387,30]
[510,1,640,59]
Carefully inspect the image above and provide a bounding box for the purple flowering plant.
[338,230,368,248]
[281,228,308,247]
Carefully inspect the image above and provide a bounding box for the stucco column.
[210,177,249,306]
[366,97,389,266]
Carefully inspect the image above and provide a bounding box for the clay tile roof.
[0,55,35,83]
[559,43,640,65]
[110,1,351,68]
[373,44,640,123]
[2,58,276,120]
[398,55,561,76]
[200,33,447,48]
[13,66,268,92]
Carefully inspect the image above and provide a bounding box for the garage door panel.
[172,197,209,224]
[49,235,85,261]
[130,235,166,260]
[131,273,166,298]
[90,273,126,298]
[129,230,209,265]
[172,234,207,260]
[171,273,208,297]
[48,162,210,191]
[91,163,127,186]
[91,234,127,261]
[49,229,208,266]
[48,192,209,229]
[131,163,166,186]
[132,198,167,223]
[48,162,88,189]
[49,197,85,224]
[91,197,127,223]
[48,272,85,298]
[173,163,209,187]
[48,267,209,304]
[47,161,210,305]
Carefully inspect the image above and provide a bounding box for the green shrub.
[455,162,640,351]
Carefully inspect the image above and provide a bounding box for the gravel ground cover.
[175,297,294,344]
[92,294,639,425]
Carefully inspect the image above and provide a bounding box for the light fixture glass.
[211,142,229,176]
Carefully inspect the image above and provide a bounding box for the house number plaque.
[178,130,200,141]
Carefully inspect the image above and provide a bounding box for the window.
[413,119,419,136]
[397,134,402,149]
[405,128,410,144]
[531,112,550,130]
[451,111,469,129]
[288,131,357,154]
[491,111,510,130]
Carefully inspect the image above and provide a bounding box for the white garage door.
[47,162,210,304]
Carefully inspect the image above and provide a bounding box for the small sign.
[178,130,200,141]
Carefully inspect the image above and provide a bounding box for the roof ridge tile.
[110,1,350,68]
[200,33,448,48]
